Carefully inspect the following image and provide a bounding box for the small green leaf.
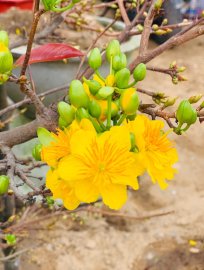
[37,127,55,146]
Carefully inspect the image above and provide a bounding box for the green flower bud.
[176,100,197,126]
[133,63,146,82]
[106,40,121,62]
[88,99,101,118]
[58,117,69,129]
[188,95,203,104]
[98,86,114,99]
[120,88,139,115]
[154,0,162,9]
[163,97,177,108]
[57,101,75,124]
[69,80,89,108]
[115,68,130,88]
[152,24,159,31]
[154,29,167,35]
[169,61,177,69]
[137,24,144,32]
[177,66,186,72]
[0,73,9,85]
[88,48,102,70]
[112,53,127,71]
[83,77,101,95]
[0,49,13,74]
[172,76,178,85]
[0,175,9,195]
[76,107,90,121]
[162,18,168,25]
[32,144,42,161]
[37,127,55,146]
[0,31,9,47]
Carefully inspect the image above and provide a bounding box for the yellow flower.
[126,115,178,189]
[41,128,71,167]
[41,119,95,167]
[46,169,80,210]
[58,126,141,210]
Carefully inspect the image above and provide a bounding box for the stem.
[106,95,112,129]
[123,80,136,89]
[95,70,105,83]
[117,114,127,126]
[97,119,106,131]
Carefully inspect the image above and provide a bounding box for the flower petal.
[100,184,127,210]
[74,179,99,203]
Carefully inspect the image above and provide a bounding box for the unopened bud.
[177,66,186,72]
[169,61,177,69]
[154,0,163,10]
[0,31,9,47]
[162,18,168,25]
[88,48,102,70]
[178,75,187,81]
[176,100,197,126]
[106,40,121,62]
[188,95,203,104]
[155,29,167,35]
[137,24,144,32]
[0,175,9,195]
[163,97,177,108]
[172,76,178,85]
[152,24,159,31]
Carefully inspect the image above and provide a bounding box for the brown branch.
[0,145,25,200]
[0,106,58,147]
[117,0,131,25]
[20,9,45,76]
[129,24,204,71]
[138,0,158,56]
[0,83,68,118]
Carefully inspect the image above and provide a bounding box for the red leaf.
[15,43,84,66]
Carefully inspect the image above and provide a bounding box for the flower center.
[98,163,106,172]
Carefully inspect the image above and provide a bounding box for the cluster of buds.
[33,39,147,158]
[56,40,146,132]
[169,61,187,85]
[0,31,13,85]
[42,0,80,12]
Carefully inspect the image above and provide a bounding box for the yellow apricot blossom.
[58,125,142,210]
[126,115,178,189]
[41,119,95,167]
[46,169,80,210]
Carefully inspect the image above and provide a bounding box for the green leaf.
[37,127,55,146]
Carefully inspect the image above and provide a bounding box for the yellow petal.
[58,155,91,182]
[63,193,80,210]
[100,184,127,210]
[74,179,99,203]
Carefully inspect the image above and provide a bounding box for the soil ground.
[1,9,204,270]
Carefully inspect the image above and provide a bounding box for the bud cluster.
[55,40,147,132]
